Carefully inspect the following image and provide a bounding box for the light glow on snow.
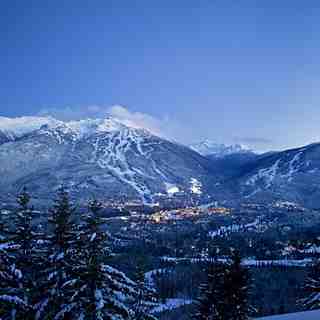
[190,178,202,195]
[165,183,180,195]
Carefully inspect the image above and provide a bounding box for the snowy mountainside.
[3,116,320,207]
[0,116,61,142]
[236,143,320,207]
[190,139,252,157]
[207,152,259,179]
[0,116,218,203]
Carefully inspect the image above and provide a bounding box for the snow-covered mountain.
[189,138,320,208]
[0,116,218,204]
[236,143,320,207]
[0,116,61,141]
[190,140,252,158]
[3,116,320,208]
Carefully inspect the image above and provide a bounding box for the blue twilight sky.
[1,1,320,151]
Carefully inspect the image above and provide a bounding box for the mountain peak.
[189,140,252,157]
[0,115,215,204]
[0,116,62,138]
[0,116,153,142]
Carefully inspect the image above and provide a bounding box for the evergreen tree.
[1,189,159,320]
[36,186,78,320]
[192,263,224,320]
[0,224,26,319]
[194,252,252,320]
[220,250,252,320]
[51,199,139,319]
[131,259,158,320]
[0,188,42,320]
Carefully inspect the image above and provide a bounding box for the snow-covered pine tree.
[35,186,78,320]
[51,199,139,319]
[0,188,42,320]
[192,277,211,320]
[0,215,26,320]
[220,250,252,320]
[192,263,224,320]
[131,260,158,320]
[301,259,320,310]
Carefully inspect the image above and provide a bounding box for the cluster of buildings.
[149,205,231,224]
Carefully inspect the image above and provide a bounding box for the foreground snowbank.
[256,310,320,319]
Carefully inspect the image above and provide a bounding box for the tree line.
[0,187,157,320]
[4,187,318,319]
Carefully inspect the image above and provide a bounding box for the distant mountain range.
[189,140,253,158]
[1,116,320,208]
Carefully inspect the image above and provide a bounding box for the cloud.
[38,105,108,120]
[37,106,275,150]
[107,105,164,136]
[233,136,274,152]
[234,136,273,145]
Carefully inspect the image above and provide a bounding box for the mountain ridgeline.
[0,116,218,204]
[0,116,320,208]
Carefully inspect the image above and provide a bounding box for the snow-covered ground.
[0,116,61,138]
[190,178,202,195]
[0,116,131,139]
[160,256,313,267]
[151,298,193,314]
[282,244,320,256]
[256,310,320,319]
[144,269,193,314]
[242,258,312,267]
[208,218,263,238]
[144,268,167,288]
[246,159,281,188]
[165,182,180,195]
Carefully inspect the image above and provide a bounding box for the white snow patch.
[145,268,167,288]
[190,178,202,195]
[0,116,62,138]
[190,140,251,157]
[281,152,303,182]
[0,295,27,306]
[90,233,97,242]
[165,183,180,195]
[92,128,154,203]
[95,289,105,310]
[256,310,320,319]
[0,116,143,140]
[161,256,313,268]
[208,218,260,238]
[151,298,193,314]
[0,242,19,251]
[246,159,281,188]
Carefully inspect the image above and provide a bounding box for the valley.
[1,116,320,319]
[1,190,320,318]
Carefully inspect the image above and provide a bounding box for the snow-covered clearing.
[165,183,180,195]
[161,256,313,268]
[144,268,167,288]
[190,178,202,195]
[208,218,261,238]
[256,310,320,319]
[151,298,193,314]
